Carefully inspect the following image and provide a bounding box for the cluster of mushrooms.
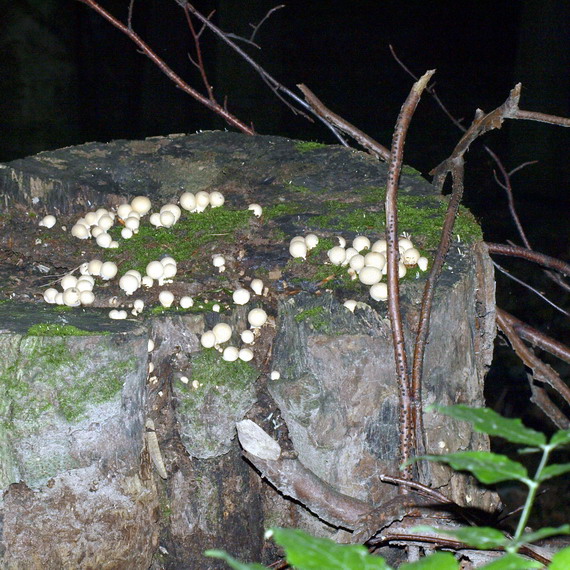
[289,233,428,304]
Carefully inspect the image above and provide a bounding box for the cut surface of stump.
[0,132,496,568]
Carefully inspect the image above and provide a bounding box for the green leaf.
[412,525,508,549]
[550,430,570,447]
[414,451,528,484]
[399,551,458,569]
[549,545,570,569]
[478,552,543,569]
[430,405,546,446]
[518,524,570,545]
[267,527,390,569]
[539,463,570,482]
[204,549,268,569]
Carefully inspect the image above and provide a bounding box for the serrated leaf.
[518,524,570,545]
[539,463,570,482]
[204,549,268,569]
[478,552,543,569]
[399,551,458,569]
[550,430,570,447]
[268,527,390,569]
[430,405,546,446]
[414,451,528,484]
[412,525,508,549]
[549,545,570,569]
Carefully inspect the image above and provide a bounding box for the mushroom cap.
[212,254,226,268]
[212,322,232,344]
[240,329,255,344]
[91,226,104,238]
[289,240,307,259]
[232,288,251,306]
[248,203,263,217]
[149,212,162,227]
[222,346,239,362]
[348,254,365,272]
[343,299,357,312]
[179,192,197,211]
[159,290,174,307]
[124,217,140,231]
[100,261,118,280]
[71,223,90,239]
[363,252,386,270]
[371,239,387,253]
[398,237,414,252]
[209,191,225,208]
[131,196,152,215]
[43,287,59,304]
[195,191,211,210]
[39,215,56,228]
[403,247,421,266]
[327,246,346,266]
[352,235,371,252]
[96,232,112,248]
[146,261,165,280]
[62,287,81,307]
[359,266,382,285]
[162,262,177,279]
[121,228,134,240]
[159,210,176,228]
[98,214,114,231]
[370,282,388,301]
[160,203,181,222]
[180,296,194,309]
[119,274,140,295]
[117,203,133,220]
[79,290,95,305]
[248,308,268,328]
[238,348,254,362]
[417,256,429,271]
[76,277,94,292]
[250,278,264,296]
[87,259,103,276]
[304,233,319,250]
[60,274,78,290]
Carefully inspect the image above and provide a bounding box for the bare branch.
[183,5,214,101]
[127,0,135,30]
[515,109,570,127]
[297,84,391,161]
[492,261,570,318]
[74,0,255,135]
[385,70,435,482]
[486,242,570,276]
[249,5,285,43]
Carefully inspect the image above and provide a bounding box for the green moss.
[107,207,251,273]
[401,165,423,177]
[26,323,99,336]
[295,140,327,152]
[286,183,313,194]
[263,203,305,218]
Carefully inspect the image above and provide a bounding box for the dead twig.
[487,242,570,277]
[385,70,435,481]
[297,84,391,161]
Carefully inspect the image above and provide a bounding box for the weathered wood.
[0,132,496,568]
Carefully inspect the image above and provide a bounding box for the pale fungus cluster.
[288,233,319,259]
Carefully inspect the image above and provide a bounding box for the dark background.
[1,1,569,429]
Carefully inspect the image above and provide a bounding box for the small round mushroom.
[87,259,103,276]
[100,261,118,280]
[60,274,78,290]
[146,261,165,281]
[209,191,225,208]
[117,203,133,220]
[131,196,152,216]
[238,348,254,362]
[39,215,57,228]
[327,246,346,266]
[403,247,421,266]
[359,266,382,285]
[43,287,59,304]
[212,322,232,344]
[363,252,386,270]
[159,290,174,308]
[232,288,251,306]
[248,308,267,328]
[398,262,407,278]
[304,233,319,250]
[250,278,264,296]
[336,236,346,248]
[96,232,113,249]
[148,339,155,352]
[159,210,176,228]
[98,214,114,231]
[179,192,196,211]
[119,274,140,296]
[417,256,429,271]
[76,276,94,292]
[222,346,239,362]
[195,191,211,212]
[248,203,263,217]
[79,290,95,305]
[289,240,307,259]
[162,262,177,279]
[121,227,134,240]
[371,239,387,253]
[71,223,90,239]
[124,216,140,231]
[352,235,371,252]
[348,254,365,273]
[343,299,357,312]
[133,299,145,314]
[200,330,216,348]
[62,287,81,307]
[240,329,255,344]
[370,282,388,301]
[212,254,226,268]
[149,212,162,227]
[270,371,281,380]
[109,309,128,320]
[398,237,414,252]
[91,226,105,239]
[180,296,194,309]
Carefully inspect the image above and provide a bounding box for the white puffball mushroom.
[161,256,176,266]
[121,227,134,240]
[179,192,196,211]
[159,290,174,308]
[109,240,119,249]
[417,256,429,271]
[371,239,387,253]
[343,299,357,312]
[364,252,386,270]
[97,214,114,231]
[248,308,267,328]
[142,275,154,288]
[238,348,254,362]
[398,262,407,278]
[359,266,382,285]
[76,277,94,292]
[62,287,81,307]
[159,211,176,228]
[180,296,194,309]
[109,309,128,320]
[289,240,307,259]
[161,203,181,222]
[399,237,414,252]
[132,299,145,314]
[117,203,133,220]
[149,212,162,227]
[209,191,225,208]
[336,236,346,248]
[290,235,306,244]
[71,223,90,239]
[124,269,142,283]
[146,261,165,280]
[43,288,59,304]
[79,262,90,275]
[87,259,103,276]
[250,279,263,296]
[212,322,232,344]
[96,232,112,249]
[344,247,359,263]
[240,329,255,344]
[54,292,64,305]
[201,330,217,348]
[119,274,140,296]
[233,288,251,306]
[60,274,78,290]
[124,217,140,232]
[403,247,421,266]
[195,191,210,212]
[370,282,388,301]
[327,246,346,266]
[212,303,221,313]
[162,262,177,279]
[304,233,319,250]
[91,226,104,238]
[352,235,371,252]
[148,339,155,352]
[248,203,263,217]
[131,196,152,216]
[100,261,118,280]
[212,254,226,268]
[79,290,95,305]
[39,215,56,228]
[349,254,365,273]
[222,346,239,362]
[270,370,281,380]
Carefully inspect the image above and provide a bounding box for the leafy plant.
[206,406,570,569]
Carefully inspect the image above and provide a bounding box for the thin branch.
[127,0,135,29]
[180,2,349,145]
[493,261,570,318]
[297,84,391,161]
[74,0,255,135]
[496,310,570,428]
[514,109,570,127]
[486,242,570,276]
[183,5,214,101]
[249,5,285,43]
[385,70,435,482]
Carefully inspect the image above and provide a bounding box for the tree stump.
[0,132,497,568]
